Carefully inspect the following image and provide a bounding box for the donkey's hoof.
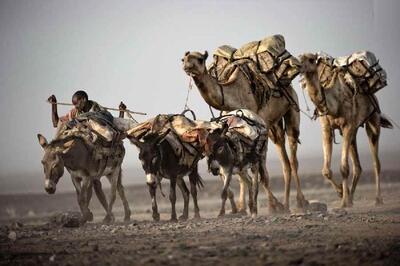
[84,212,94,222]
[103,214,115,224]
[179,215,188,221]
[296,196,310,210]
[193,213,201,220]
[124,216,131,222]
[152,213,160,222]
[170,217,178,222]
[375,197,384,206]
[218,210,225,218]
[237,209,247,215]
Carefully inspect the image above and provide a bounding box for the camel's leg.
[320,118,342,196]
[340,126,355,208]
[285,108,309,209]
[349,131,362,204]
[177,178,190,221]
[92,179,110,218]
[147,181,159,221]
[259,155,285,213]
[219,168,233,217]
[270,123,291,211]
[366,115,383,205]
[188,171,201,219]
[169,178,178,222]
[116,170,131,222]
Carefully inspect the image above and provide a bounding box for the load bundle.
[215,109,268,156]
[316,51,387,94]
[208,35,301,107]
[127,114,219,165]
[56,111,135,160]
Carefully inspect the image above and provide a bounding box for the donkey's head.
[204,123,234,175]
[37,134,73,194]
[129,130,170,183]
[182,51,209,77]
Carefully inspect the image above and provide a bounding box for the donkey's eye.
[217,146,224,154]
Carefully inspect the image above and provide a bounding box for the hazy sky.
[0,0,399,190]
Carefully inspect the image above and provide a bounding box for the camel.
[182,51,309,211]
[299,53,393,207]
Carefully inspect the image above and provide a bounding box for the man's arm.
[119,101,126,118]
[48,95,59,128]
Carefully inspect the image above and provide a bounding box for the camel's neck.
[302,71,328,114]
[192,72,227,110]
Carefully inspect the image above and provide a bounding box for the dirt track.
[1,174,400,265]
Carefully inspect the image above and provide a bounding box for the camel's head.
[37,134,72,194]
[299,53,318,73]
[182,51,208,77]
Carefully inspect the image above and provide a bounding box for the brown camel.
[299,53,392,207]
[182,51,309,211]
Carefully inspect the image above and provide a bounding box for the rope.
[183,77,193,111]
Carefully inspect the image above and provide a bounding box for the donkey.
[204,123,284,218]
[129,129,203,222]
[37,134,131,223]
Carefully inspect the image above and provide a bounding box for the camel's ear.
[185,51,190,56]
[203,50,208,60]
[37,134,48,148]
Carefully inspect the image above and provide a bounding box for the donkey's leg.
[237,174,250,214]
[349,130,362,204]
[71,176,85,215]
[116,170,131,222]
[81,178,94,222]
[248,166,259,218]
[366,115,383,205]
[320,118,343,196]
[188,171,201,219]
[285,109,309,209]
[177,178,190,221]
[270,123,291,211]
[105,169,119,223]
[219,168,233,217]
[147,180,159,221]
[93,179,109,218]
[259,155,285,213]
[169,178,177,222]
[340,126,355,208]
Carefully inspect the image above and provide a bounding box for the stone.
[308,200,328,213]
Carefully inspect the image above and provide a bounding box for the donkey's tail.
[380,114,394,129]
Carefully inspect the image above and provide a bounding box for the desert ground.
[1,170,400,265]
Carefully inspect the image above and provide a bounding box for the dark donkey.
[205,122,285,218]
[37,134,131,223]
[130,129,203,221]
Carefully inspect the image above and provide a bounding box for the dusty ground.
[0,171,400,265]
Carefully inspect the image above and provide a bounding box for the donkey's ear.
[129,136,143,149]
[62,140,74,154]
[185,51,190,56]
[203,50,208,60]
[37,134,48,148]
[155,128,171,144]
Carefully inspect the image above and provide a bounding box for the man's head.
[72,90,89,111]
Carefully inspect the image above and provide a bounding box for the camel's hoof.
[375,197,384,206]
[103,214,115,224]
[179,215,188,221]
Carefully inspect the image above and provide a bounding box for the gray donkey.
[37,134,131,223]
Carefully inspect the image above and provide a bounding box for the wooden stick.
[47,100,147,115]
